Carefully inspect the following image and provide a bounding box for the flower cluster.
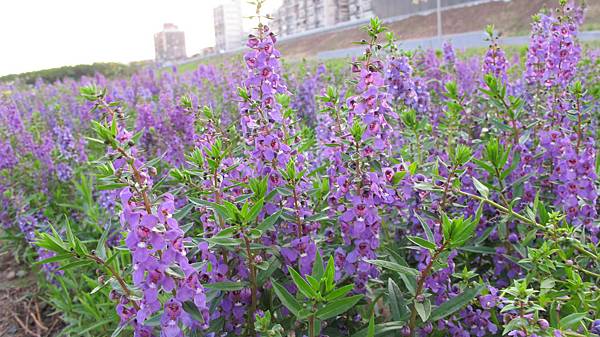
[0,5,598,337]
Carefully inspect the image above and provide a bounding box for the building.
[214,0,244,53]
[371,0,491,19]
[270,0,372,38]
[154,23,187,62]
[349,0,373,20]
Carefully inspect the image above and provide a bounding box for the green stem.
[575,96,582,154]
[452,189,599,264]
[564,331,588,337]
[291,183,304,238]
[87,253,140,311]
[415,128,423,164]
[494,167,511,208]
[453,189,539,228]
[440,165,457,210]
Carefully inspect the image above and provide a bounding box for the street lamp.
[437,0,442,41]
[413,0,442,44]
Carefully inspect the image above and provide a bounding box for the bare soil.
[0,250,61,337]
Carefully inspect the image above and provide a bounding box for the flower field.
[0,1,599,337]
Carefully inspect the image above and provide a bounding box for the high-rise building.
[214,0,244,53]
[348,0,373,20]
[154,23,187,62]
[269,0,372,38]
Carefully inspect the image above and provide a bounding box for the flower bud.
[538,319,549,330]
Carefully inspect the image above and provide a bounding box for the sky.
[0,0,282,76]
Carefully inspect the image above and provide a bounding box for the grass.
[175,39,600,76]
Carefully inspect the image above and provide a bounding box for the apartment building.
[270,0,372,38]
[214,0,245,52]
[154,23,187,62]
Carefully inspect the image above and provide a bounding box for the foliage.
[0,2,599,337]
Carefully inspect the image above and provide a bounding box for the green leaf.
[324,284,354,301]
[96,183,129,191]
[414,213,434,242]
[429,285,484,321]
[34,253,72,265]
[316,294,363,320]
[366,260,419,277]
[414,300,431,322]
[59,260,93,271]
[450,219,477,247]
[324,256,335,292]
[313,319,322,337]
[65,217,76,249]
[271,279,302,317]
[502,317,527,335]
[90,277,111,294]
[289,267,317,299]
[183,301,205,324]
[537,199,549,225]
[34,234,68,254]
[472,177,489,198]
[407,236,437,251]
[367,313,376,337]
[540,278,555,290]
[173,203,194,221]
[559,312,587,330]
[110,318,132,337]
[77,318,115,336]
[257,211,281,232]
[312,249,325,280]
[352,322,405,337]
[387,278,409,322]
[382,249,417,295]
[473,159,496,176]
[257,258,281,284]
[459,246,496,254]
[214,226,238,238]
[205,237,242,247]
[392,171,407,185]
[306,212,330,223]
[246,198,264,224]
[95,221,112,260]
[204,281,248,291]
[165,266,185,279]
[306,275,320,290]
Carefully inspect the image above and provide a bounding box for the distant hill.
[0,61,150,85]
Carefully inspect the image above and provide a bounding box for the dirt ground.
[0,250,61,337]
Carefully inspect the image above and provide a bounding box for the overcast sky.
[0,0,282,76]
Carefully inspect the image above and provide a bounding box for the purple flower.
[479,287,500,309]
